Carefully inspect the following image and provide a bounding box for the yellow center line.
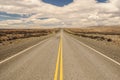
[54,34,63,80]
[60,36,63,80]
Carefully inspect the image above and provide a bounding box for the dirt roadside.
[67,32,120,63]
[0,35,52,62]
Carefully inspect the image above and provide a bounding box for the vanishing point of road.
[0,31,120,80]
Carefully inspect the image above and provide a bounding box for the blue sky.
[0,12,31,21]
[42,0,108,6]
[97,0,108,3]
[42,0,73,7]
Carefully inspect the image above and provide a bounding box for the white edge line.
[0,38,49,64]
[71,35,120,66]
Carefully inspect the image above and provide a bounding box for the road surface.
[0,31,120,80]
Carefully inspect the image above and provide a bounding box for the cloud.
[110,0,120,9]
[0,0,120,28]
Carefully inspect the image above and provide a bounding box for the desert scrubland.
[0,29,59,44]
[0,28,59,61]
[65,27,120,62]
[65,27,120,46]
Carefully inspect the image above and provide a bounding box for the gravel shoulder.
[67,33,120,63]
[0,35,53,61]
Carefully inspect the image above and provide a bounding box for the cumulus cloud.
[0,0,120,28]
[110,0,120,9]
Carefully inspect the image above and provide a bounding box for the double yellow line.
[54,35,63,80]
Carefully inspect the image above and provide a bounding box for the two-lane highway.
[0,36,59,80]
[63,32,120,80]
[0,31,120,80]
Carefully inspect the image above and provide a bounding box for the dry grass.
[0,28,59,43]
[65,27,120,46]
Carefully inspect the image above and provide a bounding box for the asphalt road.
[0,31,120,80]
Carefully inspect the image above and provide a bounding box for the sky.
[0,0,120,28]
[42,0,73,7]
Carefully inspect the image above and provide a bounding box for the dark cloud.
[37,17,49,20]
